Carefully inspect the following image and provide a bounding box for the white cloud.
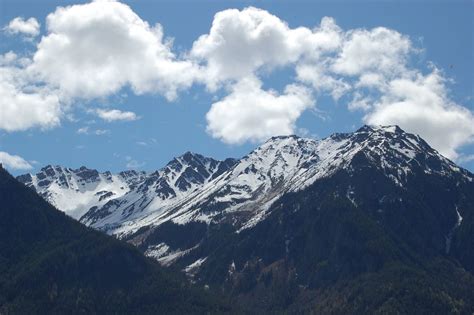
[4,17,40,37]
[94,129,110,135]
[191,8,341,90]
[30,0,197,101]
[348,92,372,111]
[0,151,33,170]
[76,126,109,135]
[192,9,342,142]
[296,26,413,101]
[76,127,89,135]
[364,69,474,159]
[457,154,474,164]
[206,76,314,144]
[136,138,157,146]
[332,27,412,77]
[125,156,145,168]
[0,1,192,133]
[296,21,472,160]
[126,160,145,168]
[95,109,139,122]
[0,53,61,132]
[296,62,350,100]
[356,73,386,89]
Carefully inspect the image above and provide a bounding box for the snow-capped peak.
[152,125,472,232]
[358,124,402,134]
[78,153,237,231]
[19,125,473,240]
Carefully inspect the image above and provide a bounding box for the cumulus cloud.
[332,27,412,77]
[0,151,33,170]
[30,0,197,100]
[296,26,413,101]
[191,8,345,143]
[0,52,61,132]
[191,7,472,153]
[0,0,194,133]
[296,62,350,100]
[4,17,40,37]
[206,76,314,144]
[348,92,372,111]
[364,69,474,159]
[191,8,341,90]
[95,109,139,122]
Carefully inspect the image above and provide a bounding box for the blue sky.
[0,0,473,175]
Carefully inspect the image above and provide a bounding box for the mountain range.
[15,125,474,313]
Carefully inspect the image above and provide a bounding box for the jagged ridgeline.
[17,125,474,313]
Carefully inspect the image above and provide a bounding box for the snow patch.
[184,257,207,275]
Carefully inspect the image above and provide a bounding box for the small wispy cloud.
[4,17,40,38]
[94,129,110,135]
[76,127,89,135]
[136,138,157,147]
[125,156,145,169]
[458,154,474,164]
[76,126,110,136]
[94,109,139,122]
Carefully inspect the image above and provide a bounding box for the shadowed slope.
[0,167,229,314]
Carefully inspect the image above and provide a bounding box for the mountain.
[18,125,474,313]
[0,166,228,314]
[81,152,237,235]
[19,153,237,237]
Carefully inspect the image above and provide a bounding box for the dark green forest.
[0,167,229,314]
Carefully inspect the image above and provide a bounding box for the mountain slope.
[110,126,470,266]
[17,165,146,219]
[19,126,474,269]
[80,152,237,236]
[123,125,474,313]
[17,125,474,313]
[184,170,474,313]
[0,166,228,314]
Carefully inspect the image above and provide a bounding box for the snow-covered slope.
[79,152,236,235]
[18,153,235,225]
[138,125,471,233]
[67,125,471,240]
[17,165,146,219]
[18,125,473,266]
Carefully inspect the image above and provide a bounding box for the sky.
[0,0,473,175]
